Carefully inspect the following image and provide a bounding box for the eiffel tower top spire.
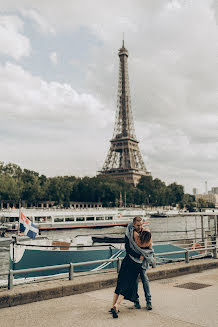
[113,40,135,140]
[99,41,151,186]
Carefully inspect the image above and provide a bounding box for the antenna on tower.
[122,32,125,47]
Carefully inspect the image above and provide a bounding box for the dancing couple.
[110,216,154,318]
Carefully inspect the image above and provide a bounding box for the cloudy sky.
[0,0,218,194]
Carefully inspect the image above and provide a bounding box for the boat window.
[105,216,113,220]
[35,217,46,223]
[65,217,74,221]
[54,217,64,222]
[9,217,16,222]
[86,217,94,221]
[96,217,104,220]
[76,217,85,221]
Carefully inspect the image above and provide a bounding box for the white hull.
[0,208,148,231]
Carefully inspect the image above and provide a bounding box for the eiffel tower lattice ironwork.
[99,41,151,186]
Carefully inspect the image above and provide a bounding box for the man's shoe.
[146,303,152,310]
[134,301,141,309]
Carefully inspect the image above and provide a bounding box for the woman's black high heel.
[109,308,120,313]
[111,307,118,318]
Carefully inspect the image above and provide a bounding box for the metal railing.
[7,257,121,290]
[155,246,217,264]
[6,245,218,290]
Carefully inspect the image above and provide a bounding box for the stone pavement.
[0,268,217,327]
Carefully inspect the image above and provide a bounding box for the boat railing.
[5,245,218,290]
[14,242,119,249]
[155,239,216,249]
[14,238,215,249]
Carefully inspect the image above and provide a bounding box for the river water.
[0,215,209,280]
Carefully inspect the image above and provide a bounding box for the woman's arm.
[133,230,141,246]
[133,231,144,260]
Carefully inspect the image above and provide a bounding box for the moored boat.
[10,235,204,280]
[150,212,167,218]
[92,235,125,243]
[0,208,148,231]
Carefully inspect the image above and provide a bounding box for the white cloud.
[50,52,58,65]
[0,62,111,126]
[0,0,217,193]
[20,9,56,35]
[0,61,113,176]
[0,15,31,60]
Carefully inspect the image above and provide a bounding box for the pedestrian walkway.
[1,268,217,327]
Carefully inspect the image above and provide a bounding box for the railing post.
[185,251,189,263]
[152,254,156,268]
[212,247,217,259]
[69,263,74,280]
[8,270,13,290]
[117,258,121,273]
[201,215,204,242]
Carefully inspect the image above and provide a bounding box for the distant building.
[195,194,218,208]
[0,201,103,210]
[193,188,197,195]
[211,187,218,194]
[205,181,208,194]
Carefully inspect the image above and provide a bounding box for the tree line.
[0,161,195,208]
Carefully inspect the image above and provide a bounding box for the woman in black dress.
[110,229,152,318]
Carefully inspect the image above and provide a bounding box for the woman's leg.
[114,294,124,311]
[111,293,124,318]
[112,293,119,307]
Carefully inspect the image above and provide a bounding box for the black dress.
[114,255,142,302]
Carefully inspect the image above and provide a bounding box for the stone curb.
[0,258,217,309]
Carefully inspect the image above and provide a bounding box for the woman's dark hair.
[139,230,151,244]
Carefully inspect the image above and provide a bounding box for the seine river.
[0,215,209,281]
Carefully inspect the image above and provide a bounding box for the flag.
[19,212,39,239]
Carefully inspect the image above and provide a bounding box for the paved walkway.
[1,268,217,327]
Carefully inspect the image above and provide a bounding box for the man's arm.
[125,235,141,259]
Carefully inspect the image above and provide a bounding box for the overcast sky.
[0,0,218,194]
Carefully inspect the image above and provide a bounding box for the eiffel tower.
[99,41,151,186]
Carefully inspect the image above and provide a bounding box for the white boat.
[9,234,206,280]
[0,208,148,231]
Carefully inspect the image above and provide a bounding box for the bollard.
[212,247,217,259]
[69,263,74,280]
[8,271,13,290]
[185,251,189,263]
[117,258,121,273]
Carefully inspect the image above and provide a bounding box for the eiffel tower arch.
[99,41,151,186]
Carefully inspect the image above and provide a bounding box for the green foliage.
[180,193,195,212]
[196,198,215,209]
[137,176,184,206]
[0,161,188,207]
